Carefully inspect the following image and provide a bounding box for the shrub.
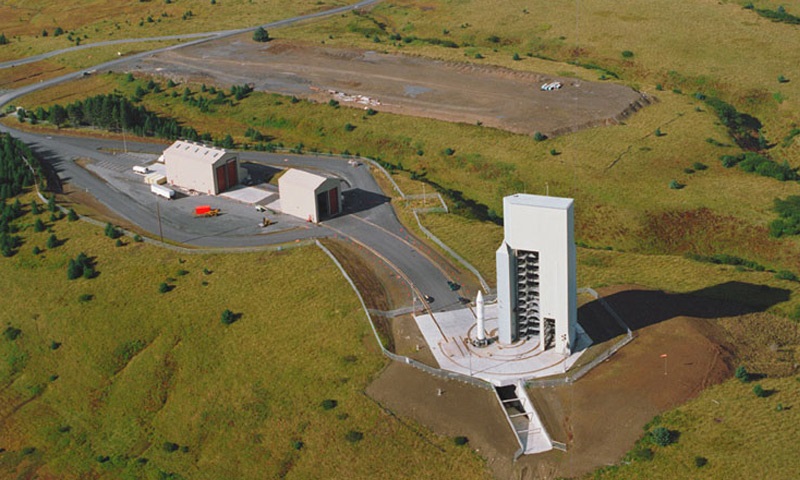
[533,131,547,142]
[158,282,170,294]
[775,270,798,281]
[203,268,212,275]
[4,326,22,341]
[549,149,559,156]
[32,246,41,255]
[650,426,673,446]
[104,223,121,239]
[321,399,338,410]
[453,436,469,446]
[176,269,189,276]
[443,147,455,155]
[776,403,784,411]
[96,455,110,463]
[50,341,61,350]
[778,75,789,83]
[221,309,236,325]
[328,99,339,108]
[67,259,82,280]
[621,50,634,58]
[654,128,664,137]
[695,456,708,467]
[735,365,750,383]
[753,384,767,397]
[292,440,304,450]
[115,239,123,247]
[692,162,708,171]
[631,445,653,461]
[78,293,93,303]
[345,430,364,443]
[512,52,521,61]
[162,442,179,453]
[67,209,78,221]
[133,234,143,242]
[82,266,95,279]
[669,180,684,190]
[33,218,45,232]
[344,123,356,132]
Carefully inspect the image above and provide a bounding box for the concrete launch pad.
[414,303,592,387]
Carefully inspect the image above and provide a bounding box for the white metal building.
[495,194,577,354]
[164,140,239,195]
[278,168,342,223]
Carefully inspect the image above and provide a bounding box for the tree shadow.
[579,281,791,343]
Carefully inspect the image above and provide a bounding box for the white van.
[133,165,150,175]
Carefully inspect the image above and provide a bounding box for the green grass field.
[0,193,489,479]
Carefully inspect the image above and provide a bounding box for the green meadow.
[0,194,489,479]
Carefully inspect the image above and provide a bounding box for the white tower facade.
[495,194,576,354]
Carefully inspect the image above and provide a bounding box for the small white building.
[164,140,239,195]
[496,194,577,354]
[278,168,342,223]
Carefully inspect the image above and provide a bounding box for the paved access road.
[0,124,470,311]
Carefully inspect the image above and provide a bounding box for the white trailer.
[151,183,175,199]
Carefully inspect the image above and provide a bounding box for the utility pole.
[156,201,164,244]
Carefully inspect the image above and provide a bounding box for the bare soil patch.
[128,39,649,136]
[367,285,741,479]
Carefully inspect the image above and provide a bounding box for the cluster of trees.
[720,152,797,181]
[0,134,41,201]
[745,3,800,24]
[769,196,800,238]
[67,252,95,280]
[31,94,200,141]
[0,134,40,256]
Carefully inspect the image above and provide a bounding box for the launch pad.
[414,302,592,387]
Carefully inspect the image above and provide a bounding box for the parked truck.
[151,183,175,199]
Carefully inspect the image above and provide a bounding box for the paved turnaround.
[0,124,470,312]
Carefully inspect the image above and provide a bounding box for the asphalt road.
[0,0,475,311]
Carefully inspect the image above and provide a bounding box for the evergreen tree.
[252,27,270,42]
[0,33,8,45]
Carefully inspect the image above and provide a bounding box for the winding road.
[0,0,478,312]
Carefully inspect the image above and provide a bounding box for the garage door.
[215,165,227,192]
[328,188,339,216]
[226,161,238,189]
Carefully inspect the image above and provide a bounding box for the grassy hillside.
[0,193,489,479]
[590,375,800,480]
[0,0,347,62]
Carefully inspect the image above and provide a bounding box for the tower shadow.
[579,281,791,344]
